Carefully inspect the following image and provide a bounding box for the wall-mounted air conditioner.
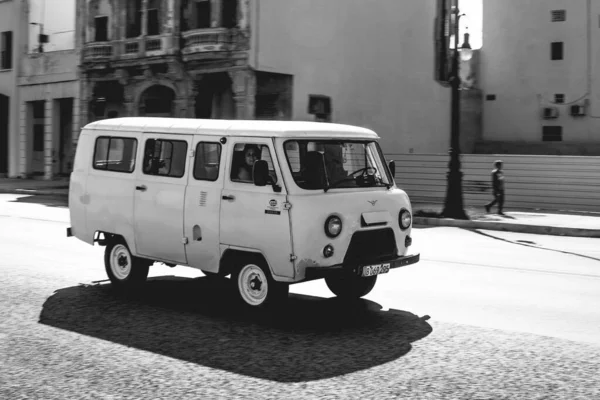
[570,104,586,117]
[542,106,559,119]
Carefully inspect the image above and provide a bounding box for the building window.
[95,16,109,42]
[0,31,12,70]
[193,142,222,181]
[196,0,211,29]
[126,0,142,38]
[554,94,565,104]
[147,0,160,35]
[551,42,563,60]
[542,126,563,142]
[485,94,496,101]
[551,10,566,22]
[222,0,238,28]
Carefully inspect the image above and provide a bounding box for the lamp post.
[30,22,47,53]
[441,5,472,220]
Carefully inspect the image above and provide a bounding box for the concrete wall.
[481,0,600,145]
[0,0,21,177]
[250,0,451,154]
[389,153,600,212]
[17,0,81,178]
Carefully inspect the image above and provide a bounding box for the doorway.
[0,94,8,175]
[57,98,74,175]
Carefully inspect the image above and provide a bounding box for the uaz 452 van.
[67,118,419,308]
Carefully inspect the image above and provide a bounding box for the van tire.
[232,259,288,309]
[325,273,377,299]
[104,237,150,290]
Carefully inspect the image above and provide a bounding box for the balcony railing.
[182,28,235,54]
[83,42,114,59]
[145,36,164,53]
[123,40,139,55]
[82,29,245,62]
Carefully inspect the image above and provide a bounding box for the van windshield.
[283,140,392,191]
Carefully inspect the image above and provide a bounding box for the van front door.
[183,136,224,273]
[220,139,295,279]
[133,133,191,264]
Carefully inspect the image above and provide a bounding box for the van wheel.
[104,238,149,290]
[233,260,288,308]
[325,273,377,299]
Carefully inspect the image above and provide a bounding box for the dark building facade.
[79,0,291,126]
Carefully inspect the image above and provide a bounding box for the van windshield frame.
[283,139,393,191]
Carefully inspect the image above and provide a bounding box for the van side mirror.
[388,160,396,178]
[253,160,269,187]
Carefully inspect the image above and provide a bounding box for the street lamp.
[441,6,472,220]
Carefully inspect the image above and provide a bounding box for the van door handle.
[136,185,147,192]
[222,195,235,201]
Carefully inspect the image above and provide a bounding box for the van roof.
[84,117,380,139]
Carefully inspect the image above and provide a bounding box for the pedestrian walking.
[485,160,505,215]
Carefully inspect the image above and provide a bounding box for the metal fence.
[386,154,600,212]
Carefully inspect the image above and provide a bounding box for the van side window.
[143,139,188,178]
[193,142,221,181]
[231,143,278,183]
[93,136,138,173]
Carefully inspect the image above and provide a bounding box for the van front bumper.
[303,253,420,281]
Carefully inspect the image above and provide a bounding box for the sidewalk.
[413,202,600,238]
[1,178,599,238]
[0,177,69,197]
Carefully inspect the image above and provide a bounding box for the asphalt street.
[1,194,599,399]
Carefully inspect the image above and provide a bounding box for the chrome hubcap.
[238,264,268,306]
[110,244,131,280]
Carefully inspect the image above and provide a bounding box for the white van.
[67,117,419,308]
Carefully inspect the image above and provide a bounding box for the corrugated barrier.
[386,154,600,212]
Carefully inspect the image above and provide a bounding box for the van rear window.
[93,136,138,173]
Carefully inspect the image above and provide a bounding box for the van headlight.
[325,215,342,238]
[399,209,411,230]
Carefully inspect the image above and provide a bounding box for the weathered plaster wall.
[252,0,452,154]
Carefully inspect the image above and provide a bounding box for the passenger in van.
[236,144,261,181]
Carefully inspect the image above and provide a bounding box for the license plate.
[361,263,391,277]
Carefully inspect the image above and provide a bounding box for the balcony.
[83,42,114,60]
[181,28,242,55]
[83,34,175,63]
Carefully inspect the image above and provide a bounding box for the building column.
[71,93,80,172]
[44,99,54,180]
[211,0,222,28]
[18,101,29,178]
[79,73,91,129]
[229,69,255,119]
[123,83,136,116]
[141,0,149,36]
[8,91,20,178]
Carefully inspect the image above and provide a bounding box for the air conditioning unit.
[570,104,586,117]
[542,106,559,119]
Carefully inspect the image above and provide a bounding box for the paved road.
[1,194,599,399]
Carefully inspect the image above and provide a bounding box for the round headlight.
[325,215,342,238]
[399,209,412,230]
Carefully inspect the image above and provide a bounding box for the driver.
[323,144,347,183]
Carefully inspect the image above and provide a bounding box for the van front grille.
[343,228,398,266]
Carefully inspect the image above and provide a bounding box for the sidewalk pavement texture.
[1,178,599,238]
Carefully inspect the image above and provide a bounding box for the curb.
[413,217,600,238]
[0,188,69,197]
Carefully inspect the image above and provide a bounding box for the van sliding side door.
[133,133,191,264]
